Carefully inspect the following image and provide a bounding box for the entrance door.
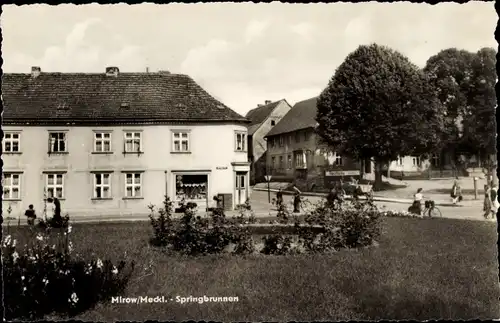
[235,172,247,206]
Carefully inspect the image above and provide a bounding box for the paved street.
[248,189,495,222]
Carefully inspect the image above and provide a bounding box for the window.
[3,132,20,153]
[45,173,64,198]
[271,156,276,170]
[235,132,247,151]
[295,152,305,168]
[287,154,292,169]
[412,156,421,166]
[93,173,111,199]
[268,138,274,148]
[334,153,343,166]
[49,132,67,153]
[398,157,404,166]
[288,135,292,146]
[271,120,276,126]
[124,173,142,198]
[295,132,301,143]
[94,132,112,152]
[172,131,190,152]
[279,156,284,169]
[304,131,311,141]
[279,136,284,147]
[175,174,208,200]
[2,173,20,200]
[124,132,142,153]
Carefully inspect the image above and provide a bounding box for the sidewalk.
[251,187,479,207]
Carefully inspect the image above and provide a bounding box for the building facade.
[245,99,292,184]
[2,67,251,219]
[264,97,367,191]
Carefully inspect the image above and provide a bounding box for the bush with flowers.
[2,221,135,320]
[149,195,255,255]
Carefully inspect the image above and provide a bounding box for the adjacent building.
[245,99,292,184]
[264,97,369,191]
[2,66,251,218]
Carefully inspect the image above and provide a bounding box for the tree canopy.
[424,47,497,163]
[424,48,476,149]
[461,47,497,160]
[316,43,445,185]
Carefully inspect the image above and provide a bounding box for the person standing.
[293,185,301,213]
[450,177,462,205]
[483,184,492,219]
[276,189,283,206]
[24,204,37,226]
[53,197,63,226]
[490,184,499,219]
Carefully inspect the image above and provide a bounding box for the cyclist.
[409,188,424,216]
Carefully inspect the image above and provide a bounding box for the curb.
[251,188,466,207]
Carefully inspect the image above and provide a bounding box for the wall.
[250,101,292,183]
[265,130,360,188]
[2,124,248,218]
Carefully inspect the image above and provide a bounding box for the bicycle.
[423,200,442,218]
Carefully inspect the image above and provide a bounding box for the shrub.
[148,198,255,255]
[2,223,135,320]
[261,234,294,255]
[148,196,175,247]
[298,198,382,252]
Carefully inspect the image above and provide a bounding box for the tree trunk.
[373,159,385,191]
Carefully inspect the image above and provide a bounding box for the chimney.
[146,67,149,73]
[31,66,41,78]
[265,100,272,104]
[105,66,119,77]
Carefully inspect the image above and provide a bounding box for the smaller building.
[264,97,368,191]
[245,99,292,185]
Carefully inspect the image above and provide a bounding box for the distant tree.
[461,48,497,161]
[423,48,476,164]
[461,48,497,183]
[316,44,445,189]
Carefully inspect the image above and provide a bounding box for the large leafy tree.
[316,44,445,188]
[461,48,497,160]
[424,48,476,162]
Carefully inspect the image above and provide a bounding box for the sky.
[1,2,497,116]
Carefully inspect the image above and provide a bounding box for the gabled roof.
[1,71,249,125]
[265,97,318,137]
[245,100,283,126]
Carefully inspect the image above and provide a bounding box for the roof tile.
[1,72,248,125]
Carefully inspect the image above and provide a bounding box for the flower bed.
[149,195,382,256]
[2,220,135,320]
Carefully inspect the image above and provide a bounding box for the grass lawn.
[5,217,499,321]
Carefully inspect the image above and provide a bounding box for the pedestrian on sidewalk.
[276,189,283,206]
[490,184,499,218]
[24,204,37,226]
[483,184,492,219]
[292,184,301,213]
[450,177,462,205]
